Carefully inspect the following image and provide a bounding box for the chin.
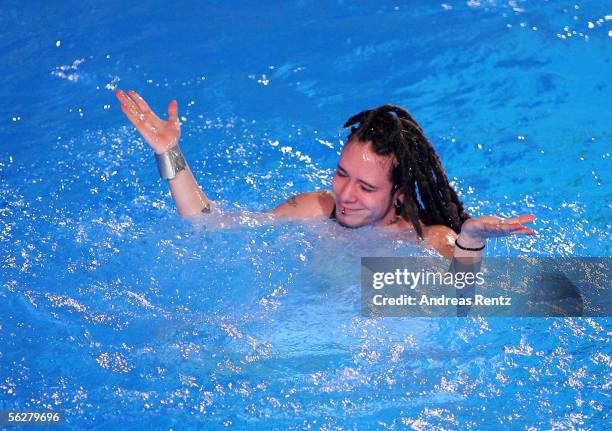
[336,214,368,229]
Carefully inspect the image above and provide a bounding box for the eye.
[360,185,375,193]
[335,169,347,177]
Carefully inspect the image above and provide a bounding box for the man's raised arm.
[115,90,213,217]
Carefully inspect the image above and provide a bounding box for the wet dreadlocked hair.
[343,105,469,238]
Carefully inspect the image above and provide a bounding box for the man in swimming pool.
[116,90,536,259]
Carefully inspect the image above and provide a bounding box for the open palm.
[116,89,180,154]
[461,214,536,242]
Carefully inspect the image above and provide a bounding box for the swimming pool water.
[1,0,610,429]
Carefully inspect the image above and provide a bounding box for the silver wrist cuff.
[155,146,186,180]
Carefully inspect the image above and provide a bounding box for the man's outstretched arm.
[425,214,537,259]
[116,90,213,217]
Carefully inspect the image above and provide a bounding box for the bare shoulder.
[423,224,457,258]
[270,190,334,220]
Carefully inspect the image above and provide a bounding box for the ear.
[393,189,405,216]
[392,186,405,205]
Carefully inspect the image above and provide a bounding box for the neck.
[373,204,401,227]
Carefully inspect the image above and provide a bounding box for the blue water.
[1,0,610,429]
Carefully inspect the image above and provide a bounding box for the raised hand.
[115,89,180,154]
[458,214,537,248]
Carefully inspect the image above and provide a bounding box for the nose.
[337,179,357,204]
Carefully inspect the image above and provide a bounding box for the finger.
[119,102,149,133]
[116,90,135,109]
[504,214,536,225]
[117,96,156,137]
[486,223,537,237]
[500,222,532,232]
[117,90,160,130]
[482,222,523,234]
[126,90,164,129]
[127,90,152,114]
[116,90,144,118]
[127,90,163,124]
[504,225,537,234]
[167,100,179,123]
[117,92,143,123]
[119,106,158,144]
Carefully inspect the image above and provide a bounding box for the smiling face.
[332,139,402,228]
